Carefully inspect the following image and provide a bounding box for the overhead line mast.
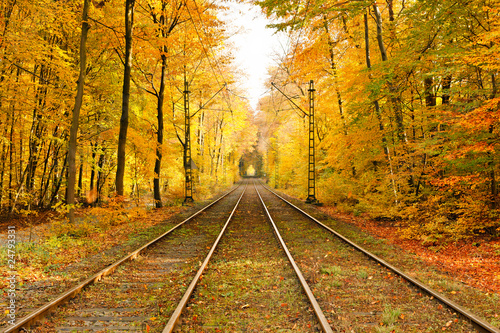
[179,0,234,204]
[306,80,318,204]
[181,78,227,204]
[271,80,320,205]
[184,78,194,204]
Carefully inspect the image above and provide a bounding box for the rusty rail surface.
[162,184,248,332]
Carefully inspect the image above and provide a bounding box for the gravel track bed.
[261,183,500,330]
[0,188,241,329]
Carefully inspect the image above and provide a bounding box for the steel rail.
[162,184,248,332]
[260,182,500,333]
[254,182,334,333]
[3,184,243,333]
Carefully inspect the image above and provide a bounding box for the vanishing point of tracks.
[4,180,499,332]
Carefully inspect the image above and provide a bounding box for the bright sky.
[219,1,289,111]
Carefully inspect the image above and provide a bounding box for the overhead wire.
[191,0,234,111]
[186,0,310,114]
[224,86,277,104]
[168,4,210,123]
[269,0,309,86]
[226,89,249,100]
[185,0,233,112]
[267,0,311,115]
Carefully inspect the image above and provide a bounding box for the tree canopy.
[253,0,500,239]
[1,0,499,239]
[0,0,256,214]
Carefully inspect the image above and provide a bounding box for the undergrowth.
[276,177,500,242]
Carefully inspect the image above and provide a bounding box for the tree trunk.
[364,12,398,204]
[323,17,354,176]
[198,111,205,171]
[26,110,42,192]
[424,77,436,107]
[488,124,497,208]
[115,0,135,196]
[67,0,90,223]
[372,4,407,144]
[322,18,346,135]
[39,141,63,208]
[90,142,96,190]
[97,150,105,203]
[0,111,10,209]
[48,153,68,207]
[38,138,53,207]
[77,160,83,197]
[153,53,167,208]
[26,62,52,194]
[387,0,394,21]
[373,4,388,62]
[19,117,23,185]
[8,109,15,211]
[442,75,452,104]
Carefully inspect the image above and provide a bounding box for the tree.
[146,0,184,208]
[115,0,135,196]
[253,0,500,238]
[67,0,91,223]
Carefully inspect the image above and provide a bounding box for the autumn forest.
[1,0,499,241]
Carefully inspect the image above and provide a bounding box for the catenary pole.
[271,80,319,204]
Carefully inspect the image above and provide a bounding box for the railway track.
[163,181,330,332]
[3,184,245,332]
[3,179,499,332]
[256,181,500,333]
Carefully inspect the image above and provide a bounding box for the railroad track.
[3,184,245,332]
[256,181,500,333]
[3,179,499,332]
[163,180,331,332]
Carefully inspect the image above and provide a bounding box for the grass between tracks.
[179,188,321,332]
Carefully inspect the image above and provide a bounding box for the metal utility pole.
[270,80,319,204]
[184,79,194,204]
[179,80,226,204]
[306,80,318,204]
